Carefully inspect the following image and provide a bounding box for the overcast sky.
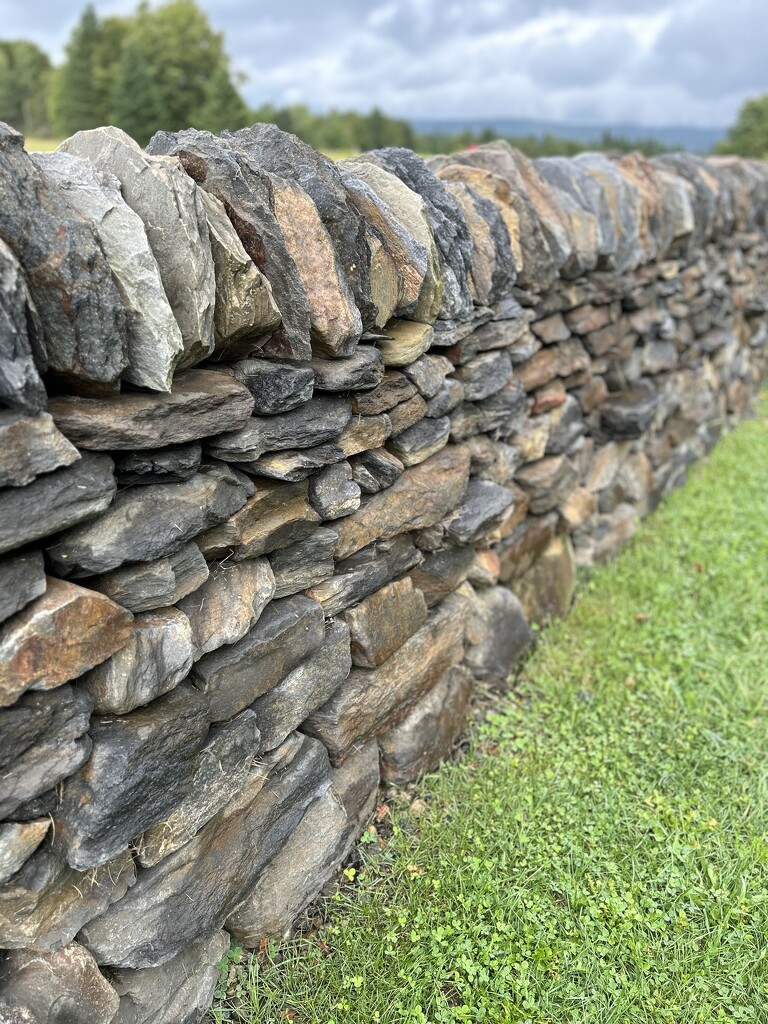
[1,0,764,128]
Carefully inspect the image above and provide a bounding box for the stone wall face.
[1,121,767,1022]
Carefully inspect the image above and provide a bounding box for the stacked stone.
[1,120,767,1024]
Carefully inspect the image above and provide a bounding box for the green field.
[211,399,768,1024]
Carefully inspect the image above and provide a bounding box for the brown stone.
[516,455,578,514]
[0,412,80,488]
[0,943,119,1024]
[0,820,50,886]
[409,545,475,607]
[388,394,428,434]
[515,536,576,625]
[560,487,597,529]
[464,584,533,684]
[467,550,501,587]
[556,338,591,378]
[88,543,209,614]
[532,312,570,344]
[510,417,550,462]
[579,376,608,414]
[336,413,392,457]
[584,320,623,356]
[352,371,417,415]
[377,320,433,366]
[0,579,132,708]
[303,592,469,764]
[585,442,629,492]
[498,512,560,583]
[334,445,471,560]
[565,303,614,335]
[532,380,566,414]
[341,577,428,668]
[516,348,558,391]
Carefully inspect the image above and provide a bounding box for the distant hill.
[411,117,726,154]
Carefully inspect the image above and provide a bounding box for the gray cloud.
[1,0,764,127]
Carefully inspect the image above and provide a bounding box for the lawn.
[211,401,768,1024]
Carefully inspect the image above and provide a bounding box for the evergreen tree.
[0,41,52,135]
[716,95,768,158]
[108,39,163,145]
[194,65,250,134]
[53,5,105,135]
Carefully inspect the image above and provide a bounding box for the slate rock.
[136,711,260,868]
[336,412,392,457]
[334,445,471,560]
[0,943,120,1024]
[306,534,422,617]
[600,383,659,439]
[515,536,576,626]
[516,455,578,515]
[48,464,253,577]
[0,847,134,951]
[388,393,429,435]
[191,594,325,722]
[226,740,378,943]
[177,557,275,659]
[498,512,560,584]
[349,447,405,493]
[443,178,514,306]
[205,395,350,462]
[250,620,352,752]
[303,591,469,763]
[242,444,345,482]
[77,608,195,715]
[388,415,451,467]
[376,319,434,367]
[0,124,128,387]
[574,152,644,272]
[0,550,46,626]
[0,686,93,819]
[402,354,454,399]
[352,370,417,415]
[147,128,312,360]
[0,411,78,490]
[229,358,314,414]
[535,155,618,262]
[442,479,515,544]
[464,585,533,684]
[35,150,184,392]
[199,189,282,360]
[0,578,132,708]
[268,528,339,599]
[546,394,585,455]
[308,347,384,391]
[53,683,210,871]
[426,378,465,417]
[108,931,229,1024]
[60,127,216,368]
[379,666,474,782]
[196,479,320,561]
[0,452,116,557]
[89,543,209,615]
[409,545,475,608]
[48,370,254,451]
[79,733,330,968]
[0,238,47,414]
[0,820,50,885]
[309,462,362,520]
[341,577,427,668]
[114,443,202,487]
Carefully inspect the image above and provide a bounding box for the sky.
[0,0,765,129]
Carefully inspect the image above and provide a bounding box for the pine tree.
[194,65,250,134]
[53,5,105,135]
[108,39,163,146]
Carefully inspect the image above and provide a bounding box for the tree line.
[0,0,765,157]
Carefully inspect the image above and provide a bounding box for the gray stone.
[60,127,216,368]
[308,347,384,392]
[53,684,210,870]
[309,462,362,520]
[34,150,184,392]
[177,557,275,659]
[0,124,128,387]
[47,464,253,577]
[600,383,660,439]
[191,595,325,722]
[77,608,195,715]
[0,943,120,1024]
[388,394,428,435]
[341,577,428,668]
[251,620,352,751]
[426,378,465,417]
[388,416,451,467]
[409,545,475,608]
[0,238,46,414]
[536,155,618,262]
[48,370,254,450]
[352,370,417,414]
[89,544,209,615]
[0,411,79,488]
[268,527,339,599]
[305,534,422,617]
[0,551,46,626]
[79,733,330,968]
[402,354,454,398]
[546,395,585,455]
[0,847,134,951]
[464,585,533,684]
[240,444,345,482]
[205,395,350,462]
[516,455,579,515]
[442,479,515,544]
[0,453,115,557]
[375,319,434,367]
[109,931,229,1024]
[379,666,474,782]
[0,820,50,885]
[226,741,378,943]
[336,412,392,457]
[230,358,314,414]
[136,711,260,868]
[454,351,513,401]
[349,447,405,493]
[0,686,92,819]
[114,444,202,486]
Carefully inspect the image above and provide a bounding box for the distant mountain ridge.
[411,117,726,153]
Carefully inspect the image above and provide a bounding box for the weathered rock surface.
[336,412,392,457]
[341,577,428,668]
[0,453,115,557]
[306,534,422,617]
[388,415,450,466]
[89,543,209,614]
[516,455,578,514]
[0,943,120,1024]
[268,528,338,599]
[78,733,330,968]
[600,383,659,438]
[137,711,260,868]
[48,464,253,577]
[0,579,132,708]
[308,462,361,520]
[441,479,515,543]
[388,393,429,434]
[515,536,576,625]
[349,446,405,493]
[453,351,513,401]
[0,238,47,414]
[53,683,210,870]
[0,411,79,488]
[48,370,254,450]
[376,319,434,366]
[230,358,314,414]
[379,666,473,782]
[402,353,454,398]
[409,545,475,608]
[464,585,533,684]
[0,820,50,885]
[250,620,352,751]
[35,150,184,392]
[191,595,325,721]
[352,370,417,414]
[0,551,46,627]
[308,347,384,392]
[113,443,202,487]
[0,124,128,387]
[242,444,345,482]
[60,127,216,367]
[227,740,379,942]
[77,608,195,714]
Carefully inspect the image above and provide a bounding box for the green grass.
[211,402,768,1024]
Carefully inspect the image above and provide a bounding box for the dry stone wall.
[1,119,767,1023]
